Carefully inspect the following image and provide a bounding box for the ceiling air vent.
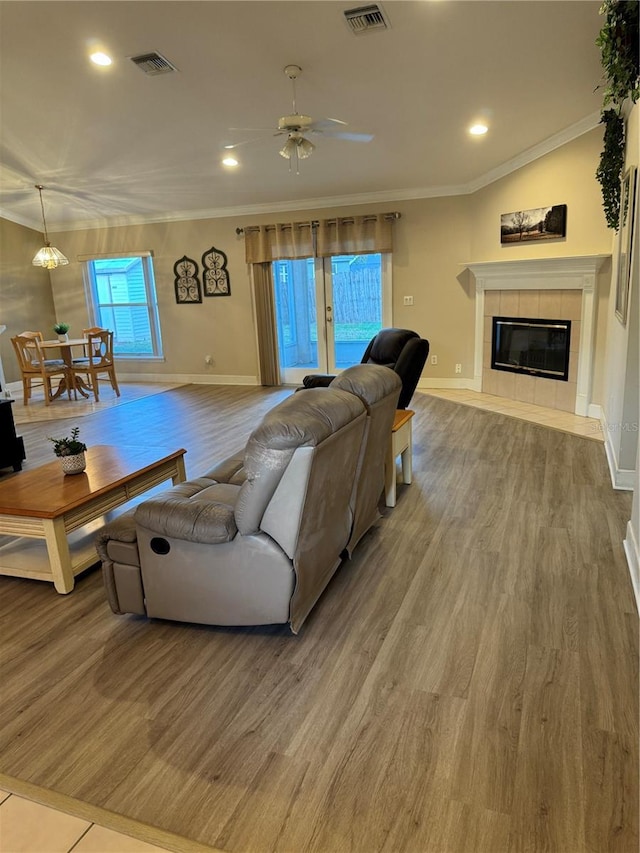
[344,4,390,34]
[130,52,178,76]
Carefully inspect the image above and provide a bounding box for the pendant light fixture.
[32,185,69,270]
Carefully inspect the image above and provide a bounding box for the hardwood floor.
[0,385,637,852]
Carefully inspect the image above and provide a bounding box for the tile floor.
[0,777,224,853]
[421,388,604,441]
[0,788,181,853]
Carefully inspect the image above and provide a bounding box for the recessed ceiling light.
[222,156,239,167]
[90,51,112,66]
[469,123,488,136]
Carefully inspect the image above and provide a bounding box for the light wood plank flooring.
[0,385,637,853]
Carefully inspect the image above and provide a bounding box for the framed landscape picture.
[500,204,567,244]
[615,166,637,325]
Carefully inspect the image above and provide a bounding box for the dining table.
[34,338,92,400]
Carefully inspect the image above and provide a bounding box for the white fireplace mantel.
[465,255,610,417]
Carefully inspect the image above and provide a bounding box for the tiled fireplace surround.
[468,256,608,417]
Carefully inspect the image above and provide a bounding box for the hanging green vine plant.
[595,0,639,107]
[596,109,626,229]
[594,0,640,230]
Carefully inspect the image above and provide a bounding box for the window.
[82,253,163,358]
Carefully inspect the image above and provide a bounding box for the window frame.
[81,251,164,360]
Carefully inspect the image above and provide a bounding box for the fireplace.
[468,256,608,416]
[491,316,571,381]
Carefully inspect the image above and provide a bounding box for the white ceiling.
[0,0,604,231]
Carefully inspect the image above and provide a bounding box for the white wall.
[602,103,639,492]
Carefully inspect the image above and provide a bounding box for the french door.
[273,253,391,384]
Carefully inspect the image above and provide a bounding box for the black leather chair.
[302,328,429,409]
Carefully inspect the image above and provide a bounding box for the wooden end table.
[0,445,186,593]
[385,409,414,507]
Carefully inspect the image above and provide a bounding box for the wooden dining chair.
[73,327,107,363]
[19,330,44,342]
[69,329,120,402]
[11,334,69,405]
[18,330,64,366]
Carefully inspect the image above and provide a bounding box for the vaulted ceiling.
[0,1,604,231]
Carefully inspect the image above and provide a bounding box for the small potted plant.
[49,426,87,474]
[53,322,70,342]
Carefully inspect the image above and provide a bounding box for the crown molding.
[0,207,40,231]
[0,111,602,234]
[465,110,602,193]
[48,184,469,233]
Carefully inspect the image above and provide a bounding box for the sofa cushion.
[135,482,240,544]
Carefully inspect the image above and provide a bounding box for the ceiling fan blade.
[225,131,285,149]
[313,117,349,129]
[312,130,375,143]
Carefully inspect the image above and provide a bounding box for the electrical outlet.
[403,295,414,306]
[455,363,462,374]
[205,354,213,365]
[431,355,438,365]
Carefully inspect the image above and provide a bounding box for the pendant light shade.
[32,185,69,270]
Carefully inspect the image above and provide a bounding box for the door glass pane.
[331,253,382,369]
[273,259,318,370]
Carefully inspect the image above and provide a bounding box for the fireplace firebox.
[491,316,571,381]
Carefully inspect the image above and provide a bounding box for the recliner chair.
[302,327,429,409]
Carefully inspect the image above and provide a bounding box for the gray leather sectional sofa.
[97,364,401,633]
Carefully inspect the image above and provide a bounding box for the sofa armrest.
[96,509,142,615]
[135,493,238,544]
[96,510,138,564]
[302,374,334,389]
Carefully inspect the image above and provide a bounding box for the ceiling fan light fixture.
[32,185,69,270]
[280,134,315,161]
[297,137,315,159]
[279,138,297,160]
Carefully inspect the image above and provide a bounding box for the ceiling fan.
[225,65,374,172]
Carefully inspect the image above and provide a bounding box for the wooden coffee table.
[0,445,186,593]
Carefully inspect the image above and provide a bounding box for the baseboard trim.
[117,373,259,386]
[604,438,635,490]
[418,378,478,390]
[2,381,21,396]
[624,520,640,616]
[602,412,636,491]
[587,403,602,419]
